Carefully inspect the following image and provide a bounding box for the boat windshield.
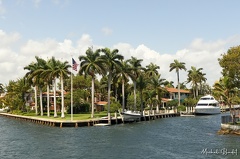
[197,104,208,106]
[200,97,214,100]
[197,103,218,107]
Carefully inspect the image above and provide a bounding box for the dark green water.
[0,114,239,159]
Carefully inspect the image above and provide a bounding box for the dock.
[0,111,179,128]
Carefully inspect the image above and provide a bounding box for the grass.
[11,111,117,121]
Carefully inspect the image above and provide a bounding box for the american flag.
[72,58,78,71]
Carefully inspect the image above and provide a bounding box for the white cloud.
[0,30,21,47]
[101,27,113,36]
[0,29,238,88]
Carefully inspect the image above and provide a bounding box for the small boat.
[195,95,221,115]
[180,111,195,117]
[120,110,141,122]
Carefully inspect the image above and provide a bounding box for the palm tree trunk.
[196,84,199,97]
[39,87,43,116]
[47,84,50,117]
[53,79,57,117]
[133,81,137,111]
[34,86,38,115]
[91,77,95,118]
[140,91,143,116]
[122,80,125,111]
[61,76,65,118]
[107,71,112,125]
[177,71,180,106]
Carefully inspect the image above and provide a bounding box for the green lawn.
[15,111,118,121]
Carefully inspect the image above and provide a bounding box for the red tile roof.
[166,87,190,93]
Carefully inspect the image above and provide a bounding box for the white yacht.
[195,95,221,115]
[120,110,141,122]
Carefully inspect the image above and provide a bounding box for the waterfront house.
[161,87,191,106]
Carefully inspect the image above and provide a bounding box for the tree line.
[2,45,239,118]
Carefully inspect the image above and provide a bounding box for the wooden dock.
[0,111,179,128]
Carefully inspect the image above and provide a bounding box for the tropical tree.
[218,45,240,88]
[186,66,206,98]
[100,48,123,123]
[136,72,148,115]
[144,89,156,113]
[145,62,160,78]
[127,56,143,111]
[149,74,166,112]
[212,77,239,123]
[56,60,71,118]
[164,80,174,88]
[79,47,105,118]
[40,59,53,117]
[0,83,4,94]
[24,56,46,115]
[113,60,133,111]
[45,57,59,117]
[169,59,187,106]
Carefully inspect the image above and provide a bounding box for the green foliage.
[177,105,186,112]
[67,103,90,114]
[166,100,178,107]
[183,98,198,107]
[218,45,240,88]
[127,93,141,110]
[104,101,121,113]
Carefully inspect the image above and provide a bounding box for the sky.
[1,0,240,87]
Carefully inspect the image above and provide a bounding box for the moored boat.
[120,110,141,122]
[195,95,221,115]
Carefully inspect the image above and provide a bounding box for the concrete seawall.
[0,112,179,128]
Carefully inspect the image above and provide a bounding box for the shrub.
[177,105,186,112]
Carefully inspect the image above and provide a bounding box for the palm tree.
[145,62,160,78]
[79,47,105,118]
[169,59,187,106]
[136,72,148,115]
[40,60,53,117]
[150,74,166,112]
[100,48,124,124]
[187,66,206,98]
[45,57,59,117]
[164,80,174,88]
[24,56,46,115]
[114,60,133,111]
[56,60,71,118]
[0,83,4,94]
[127,56,143,111]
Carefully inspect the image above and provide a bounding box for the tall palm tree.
[150,74,166,112]
[186,66,206,98]
[114,60,133,111]
[40,60,52,117]
[127,56,143,111]
[100,48,124,124]
[45,57,59,117]
[24,56,46,115]
[79,47,105,118]
[56,60,71,118]
[137,72,148,115]
[169,59,186,106]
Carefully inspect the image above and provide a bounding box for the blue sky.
[1,0,240,86]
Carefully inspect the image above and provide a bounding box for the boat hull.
[195,107,221,115]
[121,111,141,122]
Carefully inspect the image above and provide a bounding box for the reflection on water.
[0,114,239,159]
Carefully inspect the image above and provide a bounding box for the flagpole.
[71,58,73,121]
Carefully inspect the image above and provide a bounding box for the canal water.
[0,114,239,159]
